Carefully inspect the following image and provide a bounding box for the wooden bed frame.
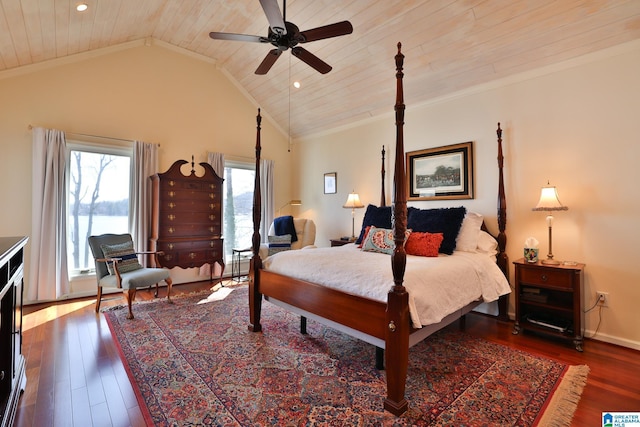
[247,43,509,416]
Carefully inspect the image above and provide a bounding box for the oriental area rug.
[104,285,588,426]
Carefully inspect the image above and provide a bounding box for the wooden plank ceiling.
[1,0,640,139]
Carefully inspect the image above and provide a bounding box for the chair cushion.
[100,241,143,274]
[98,267,170,289]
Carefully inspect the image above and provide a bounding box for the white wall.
[294,41,640,350]
[0,42,291,299]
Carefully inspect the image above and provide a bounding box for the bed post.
[496,122,509,321]
[248,108,263,333]
[380,145,386,207]
[384,42,410,416]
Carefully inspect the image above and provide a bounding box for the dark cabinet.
[0,236,27,427]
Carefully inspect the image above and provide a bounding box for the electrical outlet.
[597,291,609,307]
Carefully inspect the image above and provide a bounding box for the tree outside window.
[67,147,131,275]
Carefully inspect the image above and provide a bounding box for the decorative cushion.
[356,204,392,244]
[407,206,466,255]
[268,234,292,256]
[361,227,395,254]
[361,226,411,255]
[100,241,143,274]
[357,226,372,248]
[405,232,444,257]
[455,212,484,252]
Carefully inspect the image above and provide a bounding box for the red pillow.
[358,226,372,248]
[405,232,444,257]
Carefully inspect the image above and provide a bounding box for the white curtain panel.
[207,151,225,178]
[130,141,159,266]
[260,159,275,243]
[29,127,70,301]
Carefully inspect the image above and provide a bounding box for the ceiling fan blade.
[209,32,267,43]
[298,21,353,43]
[291,47,332,74]
[259,0,286,35]
[255,49,283,75]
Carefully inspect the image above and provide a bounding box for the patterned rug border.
[99,282,238,313]
[537,364,590,427]
[104,285,589,426]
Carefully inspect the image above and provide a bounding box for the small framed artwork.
[324,172,337,194]
[406,141,474,201]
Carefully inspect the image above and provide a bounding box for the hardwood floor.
[14,281,640,427]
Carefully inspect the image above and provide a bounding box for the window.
[223,161,255,261]
[67,142,132,276]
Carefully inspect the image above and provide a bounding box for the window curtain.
[130,141,159,266]
[29,127,70,301]
[260,159,275,242]
[207,151,225,178]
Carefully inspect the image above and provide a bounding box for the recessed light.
[293,81,301,89]
[76,3,88,12]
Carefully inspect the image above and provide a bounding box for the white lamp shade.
[343,193,364,209]
[532,185,568,211]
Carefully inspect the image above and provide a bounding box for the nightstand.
[330,238,355,247]
[513,258,585,351]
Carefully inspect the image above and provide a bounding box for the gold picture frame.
[406,142,474,201]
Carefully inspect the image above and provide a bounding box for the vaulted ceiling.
[2,0,640,139]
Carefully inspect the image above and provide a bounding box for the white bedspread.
[262,244,511,328]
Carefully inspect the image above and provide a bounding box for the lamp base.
[541,258,561,265]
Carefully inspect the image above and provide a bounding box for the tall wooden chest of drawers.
[150,159,224,280]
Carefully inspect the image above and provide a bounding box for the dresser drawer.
[160,223,222,238]
[159,198,221,212]
[163,179,219,192]
[159,211,219,225]
[519,266,574,289]
[158,241,223,269]
[160,189,221,204]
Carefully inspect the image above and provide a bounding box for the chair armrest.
[136,250,164,255]
[96,257,122,263]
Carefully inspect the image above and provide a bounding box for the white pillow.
[476,230,499,257]
[455,212,484,252]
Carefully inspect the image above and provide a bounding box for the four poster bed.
[247,43,510,416]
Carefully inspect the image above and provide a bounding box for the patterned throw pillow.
[361,227,411,255]
[268,234,292,256]
[405,232,444,257]
[100,241,143,274]
[356,204,392,244]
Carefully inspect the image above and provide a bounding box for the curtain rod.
[27,124,157,145]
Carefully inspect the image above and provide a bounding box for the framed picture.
[324,172,337,194]
[406,141,474,201]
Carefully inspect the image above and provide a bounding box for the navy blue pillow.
[356,204,392,244]
[406,206,466,254]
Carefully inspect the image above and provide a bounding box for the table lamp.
[532,182,568,264]
[343,191,364,240]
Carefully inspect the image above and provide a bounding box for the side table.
[231,247,252,282]
[512,258,585,351]
[330,238,355,247]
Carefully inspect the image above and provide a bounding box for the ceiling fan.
[208,0,353,75]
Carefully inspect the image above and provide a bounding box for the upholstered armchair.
[88,233,173,319]
[259,217,316,259]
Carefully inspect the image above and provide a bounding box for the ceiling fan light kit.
[209,0,352,75]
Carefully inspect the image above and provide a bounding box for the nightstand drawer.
[519,267,573,289]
